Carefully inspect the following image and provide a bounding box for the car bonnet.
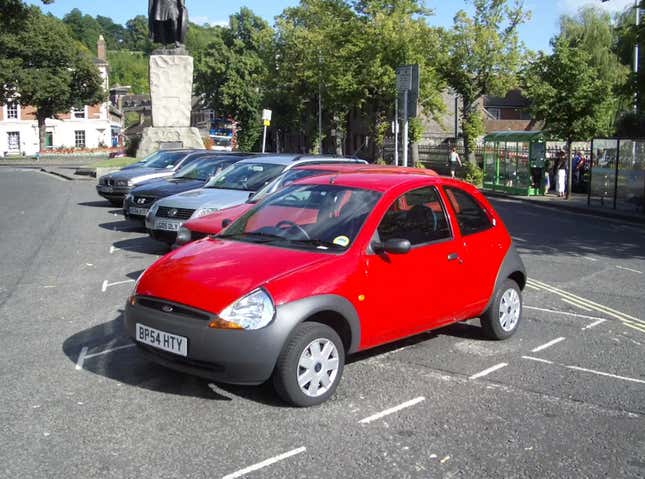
[155,188,251,210]
[136,238,332,314]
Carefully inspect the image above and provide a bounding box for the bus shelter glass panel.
[589,139,618,208]
[515,142,531,189]
[617,140,645,213]
[483,142,497,185]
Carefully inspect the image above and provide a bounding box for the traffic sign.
[262,109,272,121]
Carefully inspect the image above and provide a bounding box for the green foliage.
[524,38,614,142]
[463,161,484,187]
[462,110,484,153]
[194,8,273,151]
[63,8,103,52]
[408,117,424,144]
[0,5,104,150]
[437,0,530,161]
[108,51,149,93]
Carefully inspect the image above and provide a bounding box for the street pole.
[318,85,323,154]
[394,96,399,166]
[403,89,409,167]
[635,0,640,112]
[262,124,267,153]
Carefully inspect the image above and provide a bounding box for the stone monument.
[137,0,204,157]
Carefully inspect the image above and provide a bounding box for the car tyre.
[273,322,345,407]
[480,278,522,340]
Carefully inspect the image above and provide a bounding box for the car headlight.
[176,226,192,245]
[125,193,133,202]
[193,207,218,218]
[148,202,159,218]
[116,179,129,187]
[212,289,275,330]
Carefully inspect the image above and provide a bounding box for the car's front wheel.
[480,278,522,340]
[273,322,345,407]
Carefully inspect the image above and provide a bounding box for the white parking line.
[524,306,609,322]
[521,357,645,385]
[531,337,566,353]
[566,366,645,385]
[525,284,541,291]
[582,319,606,331]
[75,347,88,371]
[583,257,598,262]
[83,344,135,359]
[359,397,426,424]
[521,355,554,365]
[222,447,306,479]
[511,236,526,243]
[102,279,135,292]
[615,265,643,275]
[469,363,508,380]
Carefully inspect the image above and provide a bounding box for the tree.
[0,6,104,151]
[437,0,529,163]
[194,8,273,151]
[125,15,154,53]
[523,38,614,197]
[108,51,149,93]
[63,8,102,52]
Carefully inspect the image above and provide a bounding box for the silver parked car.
[145,155,367,244]
[96,149,213,206]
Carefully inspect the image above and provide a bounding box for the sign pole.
[262,125,267,153]
[403,89,409,168]
[261,109,272,153]
[394,96,399,166]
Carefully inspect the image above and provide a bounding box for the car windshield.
[249,168,337,204]
[144,151,189,169]
[174,157,231,181]
[220,184,381,252]
[204,162,285,191]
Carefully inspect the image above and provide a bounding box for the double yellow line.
[527,278,645,334]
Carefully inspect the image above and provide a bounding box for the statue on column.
[148,0,188,47]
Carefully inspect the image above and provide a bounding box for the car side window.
[443,187,492,236]
[377,187,452,246]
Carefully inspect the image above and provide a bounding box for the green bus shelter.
[483,131,548,196]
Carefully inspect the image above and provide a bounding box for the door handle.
[447,253,460,262]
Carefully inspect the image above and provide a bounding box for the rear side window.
[444,187,492,236]
[377,187,452,246]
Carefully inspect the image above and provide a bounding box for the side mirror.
[372,238,411,255]
[247,192,255,200]
[221,218,232,228]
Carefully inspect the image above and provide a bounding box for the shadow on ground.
[63,313,487,406]
[113,237,169,256]
[99,220,147,233]
[78,200,113,208]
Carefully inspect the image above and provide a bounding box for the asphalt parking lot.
[1,167,644,478]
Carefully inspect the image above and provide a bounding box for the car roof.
[291,164,437,175]
[294,167,444,192]
[233,154,365,166]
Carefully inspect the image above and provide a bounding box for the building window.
[72,107,86,119]
[75,130,86,148]
[7,132,20,151]
[45,131,53,149]
[6,103,18,119]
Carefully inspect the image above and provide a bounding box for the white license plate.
[156,220,181,231]
[129,207,149,216]
[136,323,188,357]
[101,186,113,193]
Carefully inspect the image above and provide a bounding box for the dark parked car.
[123,153,253,221]
[96,149,212,206]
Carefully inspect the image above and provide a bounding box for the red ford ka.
[126,170,526,407]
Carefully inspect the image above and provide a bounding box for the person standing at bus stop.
[556,150,567,198]
[449,147,462,178]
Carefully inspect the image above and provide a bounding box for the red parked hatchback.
[125,170,526,406]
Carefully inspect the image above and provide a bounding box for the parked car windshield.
[143,151,189,169]
[248,168,338,204]
[174,157,231,181]
[220,184,381,252]
[204,162,285,192]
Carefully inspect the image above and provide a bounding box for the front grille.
[100,178,114,186]
[157,206,195,220]
[137,297,211,321]
[132,195,156,206]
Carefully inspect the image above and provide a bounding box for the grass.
[84,156,140,169]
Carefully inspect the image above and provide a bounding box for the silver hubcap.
[297,338,340,398]
[498,288,521,332]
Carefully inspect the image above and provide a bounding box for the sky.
[24,0,638,53]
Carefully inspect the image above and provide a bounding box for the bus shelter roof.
[483,131,548,143]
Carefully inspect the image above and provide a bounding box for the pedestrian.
[556,151,567,198]
[449,147,462,178]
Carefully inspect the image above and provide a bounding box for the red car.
[175,164,438,246]
[125,170,526,406]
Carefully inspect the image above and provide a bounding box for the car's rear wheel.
[480,278,522,340]
[273,322,345,407]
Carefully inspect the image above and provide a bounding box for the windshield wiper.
[218,232,283,243]
[287,239,344,250]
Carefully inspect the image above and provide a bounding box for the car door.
[359,186,465,347]
[441,186,504,319]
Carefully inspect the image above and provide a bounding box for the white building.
[0,35,122,157]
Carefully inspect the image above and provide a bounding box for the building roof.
[484,90,530,108]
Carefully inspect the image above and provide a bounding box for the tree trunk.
[411,142,419,166]
[37,114,47,154]
[565,139,573,200]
